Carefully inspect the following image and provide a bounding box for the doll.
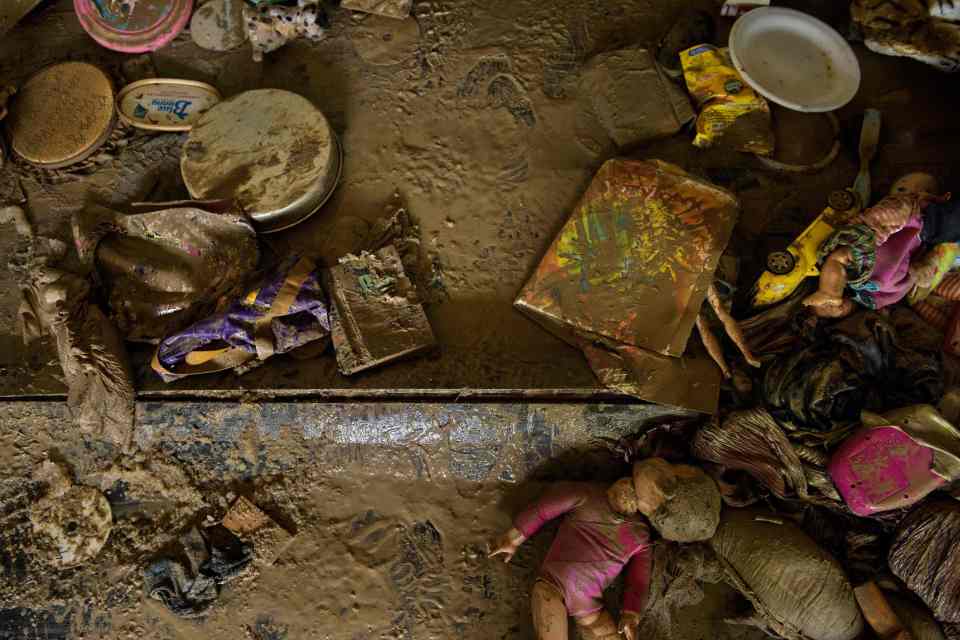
[804,173,956,317]
[488,459,721,640]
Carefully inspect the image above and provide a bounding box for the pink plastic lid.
[74,0,193,53]
[829,425,944,516]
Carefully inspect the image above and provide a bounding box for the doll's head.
[607,477,640,515]
[632,458,721,542]
[890,172,940,197]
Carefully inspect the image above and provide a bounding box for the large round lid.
[74,0,193,53]
[181,89,340,233]
[6,62,115,168]
[729,7,860,113]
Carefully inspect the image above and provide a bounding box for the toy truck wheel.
[766,250,796,275]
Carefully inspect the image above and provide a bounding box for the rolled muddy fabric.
[889,500,960,623]
[710,509,863,640]
[692,409,809,500]
[73,200,259,343]
[19,257,135,452]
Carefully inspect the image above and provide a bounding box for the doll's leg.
[532,580,569,640]
[575,609,619,640]
[804,247,855,318]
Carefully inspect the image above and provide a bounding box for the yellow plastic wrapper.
[681,44,774,155]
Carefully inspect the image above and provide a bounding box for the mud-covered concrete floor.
[0,401,766,640]
[1,0,959,397]
[2,0,960,638]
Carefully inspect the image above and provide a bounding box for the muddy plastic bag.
[73,200,259,343]
[889,500,960,623]
[681,45,774,155]
[710,509,863,640]
[153,256,330,381]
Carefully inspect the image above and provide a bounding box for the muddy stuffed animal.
[805,172,959,318]
[711,509,863,640]
[487,459,721,640]
[243,0,328,62]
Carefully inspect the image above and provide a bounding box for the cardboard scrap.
[222,496,294,567]
[324,244,436,375]
[579,47,695,149]
[342,0,412,19]
[515,158,739,413]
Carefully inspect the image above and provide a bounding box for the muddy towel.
[73,200,259,342]
[711,509,863,640]
[153,256,330,381]
[889,500,960,623]
[515,158,739,412]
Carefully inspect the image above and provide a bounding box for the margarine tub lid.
[6,62,115,169]
[117,79,221,131]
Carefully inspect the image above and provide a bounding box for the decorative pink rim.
[74,0,193,53]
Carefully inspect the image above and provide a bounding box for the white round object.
[729,7,860,113]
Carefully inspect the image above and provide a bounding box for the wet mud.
[1,0,958,395]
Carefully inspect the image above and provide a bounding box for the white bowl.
[729,7,861,113]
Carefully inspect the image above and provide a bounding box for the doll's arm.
[804,247,855,318]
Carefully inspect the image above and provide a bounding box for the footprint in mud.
[487,74,536,128]
[543,23,589,100]
[457,54,512,98]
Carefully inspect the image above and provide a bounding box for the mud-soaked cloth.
[144,526,253,618]
[638,542,724,640]
[19,239,135,451]
[515,159,739,412]
[153,256,329,381]
[692,409,816,502]
[73,199,259,342]
[514,482,652,618]
[889,500,960,623]
[710,509,863,640]
[763,310,942,431]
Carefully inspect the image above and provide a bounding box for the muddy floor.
[1,0,959,396]
[0,400,764,639]
[2,0,960,638]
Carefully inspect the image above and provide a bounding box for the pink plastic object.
[74,0,193,53]
[829,425,945,516]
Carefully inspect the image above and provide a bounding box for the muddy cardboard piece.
[515,159,738,413]
[324,244,436,375]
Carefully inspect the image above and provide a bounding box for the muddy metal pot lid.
[74,0,193,53]
[181,89,341,234]
[6,62,115,169]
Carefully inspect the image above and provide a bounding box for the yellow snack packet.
[680,44,775,155]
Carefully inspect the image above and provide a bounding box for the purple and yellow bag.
[152,256,330,381]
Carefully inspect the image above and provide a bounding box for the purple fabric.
[156,256,330,377]
[515,482,652,617]
[870,213,923,308]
